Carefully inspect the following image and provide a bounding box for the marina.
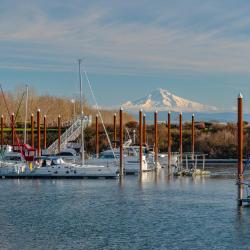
[2,1,250,248]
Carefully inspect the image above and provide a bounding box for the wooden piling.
[192,114,195,160]
[238,93,243,206]
[31,114,34,148]
[119,108,124,176]
[154,111,158,168]
[179,113,183,165]
[143,114,146,145]
[95,114,99,158]
[43,115,47,149]
[114,113,117,148]
[168,111,171,169]
[11,113,14,147]
[37,109,41,156]
[58,115,61,154]
[1,115,3,149]
[139,109,143,172]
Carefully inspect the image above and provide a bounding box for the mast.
[24,85,28,144]
[78,59,85,165]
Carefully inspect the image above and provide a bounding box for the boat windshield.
[4,156,22,161]
[99,153,115,159]
[51,158,66,165]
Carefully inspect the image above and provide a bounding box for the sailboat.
[0,64,118,179]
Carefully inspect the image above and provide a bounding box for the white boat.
[56,148,81,163]
[86,147,153,174]
[0,156,118,179]
[157,152,179,167]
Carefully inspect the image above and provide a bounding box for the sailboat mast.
[24,85,28,144]
[78,59,85,165]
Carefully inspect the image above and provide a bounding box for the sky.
[1,0,250,111]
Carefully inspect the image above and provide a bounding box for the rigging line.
[82,65,118,162]
[14,91,25,123]
[0,85,24,159]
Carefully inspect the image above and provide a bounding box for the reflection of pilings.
[37,109,41,156]
[119,108,124,176]
[113,113,117,148]
[43,115,47,149]
[1,115,3,149]
[139,110,143,172]
[119,175,124,188]
[179,113,183,166]
[31,114,34,148]
[238,93,243,206]
[154,111,158,168]
[95,115,99,158]
[191,114,195,160]
[143,114,146,145]
[168,111,171,170]
[11,113,14,147]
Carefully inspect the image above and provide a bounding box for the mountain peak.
[123,88,217,112]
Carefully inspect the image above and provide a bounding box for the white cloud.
[1,0,250,75]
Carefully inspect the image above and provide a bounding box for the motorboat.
[87,146,153,175]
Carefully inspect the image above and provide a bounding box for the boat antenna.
[78,58,85,165]
[82,63,117,162]
[125,126,137,156]
[24,84,28,144]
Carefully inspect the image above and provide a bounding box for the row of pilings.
[0,95,243,206]
[1,108,197,164]
[0,110,62,157]
[95,109,196,176]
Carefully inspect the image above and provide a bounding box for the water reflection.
[1,165,250,249]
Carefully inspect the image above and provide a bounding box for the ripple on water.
[0,169,250,250]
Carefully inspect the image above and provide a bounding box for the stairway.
[47,115,92,155]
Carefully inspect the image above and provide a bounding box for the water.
[0,168,250,250]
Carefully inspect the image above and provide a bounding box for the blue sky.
[1,0,250,111]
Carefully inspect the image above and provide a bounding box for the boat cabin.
[12,144,36,162]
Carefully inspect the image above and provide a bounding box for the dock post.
[119,108,124,176]
[179,113,183,169]
[43,115,47,149]
[139,109,143,172]
[31,114,34,148]
[238,93,243,206]
[95,114,99,158]
[168,111,171,171]
[154,111,158,169]
[114,113,117,148]
[143,114,146,145]
[37,109,41,156]
[58,115,61,154]
[11,113,14,147]
[192,114,195,160]
[186,154,188,170]
[1,115,3,150]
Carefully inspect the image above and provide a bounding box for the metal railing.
[47,115,92,155]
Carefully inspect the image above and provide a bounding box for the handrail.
[47,115,92,154]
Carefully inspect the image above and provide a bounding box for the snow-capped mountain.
[123,88,217,112]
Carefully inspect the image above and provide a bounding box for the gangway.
[46,115,92,155]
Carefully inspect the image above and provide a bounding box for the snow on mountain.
[123,88,217,112]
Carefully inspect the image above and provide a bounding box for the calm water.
[0,167,250,250]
